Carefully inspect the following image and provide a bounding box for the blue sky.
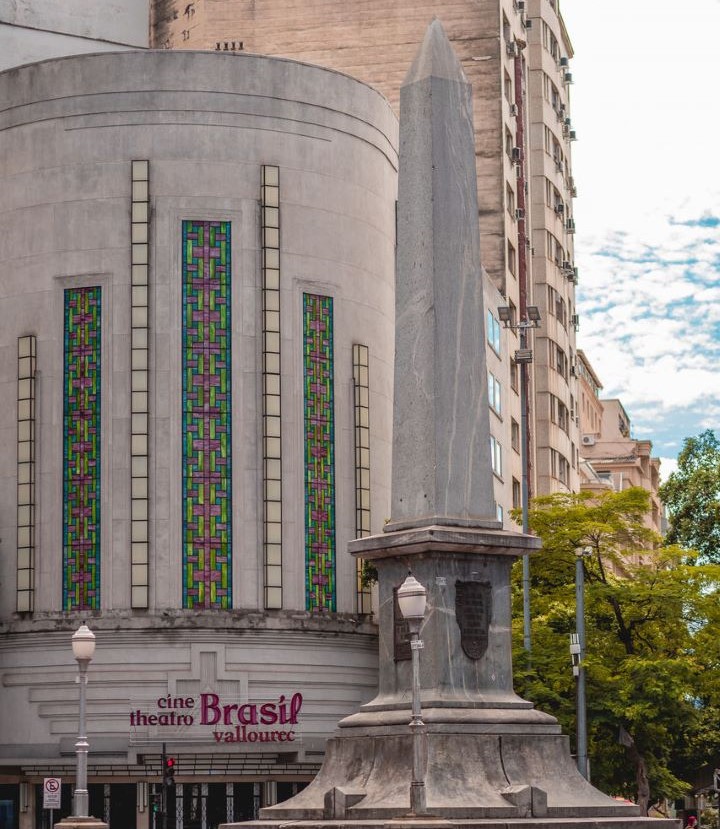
[559,0,720,478]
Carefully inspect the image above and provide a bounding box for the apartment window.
[505,128,514,160]
[549,448,569,485]
[549,32,559,61]
[571,441,576,469]
[511,418,520,452]
[488,371,502,416]
[507,241,516,276]
[559,453,569,485]
[490,435,503,478]
[550,83,560,113]
[556,295,567,328]
[510,359,519,393]
[549,394,569,432]
[541,21,550,51]
[487,310,502,354]
[512,477,521,510]
[508,299,517,327]
[504,70,513,103]
[502,13,511,43]
[506,182,515,217]
[549,340,568,379]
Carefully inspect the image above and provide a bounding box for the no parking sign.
[43,778,61,810]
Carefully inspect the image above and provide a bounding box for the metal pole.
[408,622,427,816]
[74,659,90,817]
[162,743,168,829]
[520,324,531,655]
[575,554,588,779]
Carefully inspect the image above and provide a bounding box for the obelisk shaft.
[389,20,497,530]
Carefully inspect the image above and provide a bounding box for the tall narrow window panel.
[130,159,150,608]
[353,343,372,615]
[182,220,232,609]
[261,165,283,609]
[63,287,102,611]
[17,335,36,613]
[303,294,336,612]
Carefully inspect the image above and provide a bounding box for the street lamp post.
[397,573,428,817]
[71,623,96,819]
[574,546,591,779]
[498,304,541,656]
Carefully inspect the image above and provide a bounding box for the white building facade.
[0,48,398,829]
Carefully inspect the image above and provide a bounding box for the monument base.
[233,820,679,829]
[218,727,678,826]
[54,818,108,829]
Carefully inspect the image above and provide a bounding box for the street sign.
[43,778,61,810]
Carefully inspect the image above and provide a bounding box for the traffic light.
[151,792,162,814]
[163,756,176,787]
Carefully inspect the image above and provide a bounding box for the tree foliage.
[511,488,720,812]
[660,430,720,562]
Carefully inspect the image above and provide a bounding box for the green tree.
[660,430,720,562]
[512,488,720,813]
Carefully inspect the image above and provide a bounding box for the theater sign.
[129,692,304,744]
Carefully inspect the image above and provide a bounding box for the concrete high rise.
[150,0,581,506]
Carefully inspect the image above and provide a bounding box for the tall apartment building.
[150,0,581,506]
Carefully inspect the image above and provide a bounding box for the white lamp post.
[71,623,96,818]
[397,573,428,816]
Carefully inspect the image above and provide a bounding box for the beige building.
[576,352,663,535]
[149,0,581,512]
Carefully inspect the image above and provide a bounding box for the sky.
[558,0,720,479]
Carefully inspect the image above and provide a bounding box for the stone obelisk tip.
[403,18,469,86]
[388,19,498,530]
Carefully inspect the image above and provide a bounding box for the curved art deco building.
[0,49,398,829]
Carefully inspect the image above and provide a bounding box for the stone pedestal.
[236,528,679,827]
[54,818,108,829]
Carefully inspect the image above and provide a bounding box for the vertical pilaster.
[131,160,150,608]
[16,334,36,613]
[261,165,283,609]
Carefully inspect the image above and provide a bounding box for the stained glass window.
[303,294,335,611]
[63,287,102,610]
[182,220,232,609]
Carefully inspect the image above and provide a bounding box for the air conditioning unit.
[517,0,525,10]
[559,57,569,68]
[506,41,519,57]
[512,146,522,162]
[570,130,577,141]
[564,72,574,84]
[562,260,572,271]
[555,202,565,214]
[581,435,596,446]
[571,313,580,330]
[515,208,525,220]
[509,103,518,117]
[555,159,564,173]
[524,17,532,28]
[567,218,576,233]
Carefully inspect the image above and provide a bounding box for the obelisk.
[388,17,497,531]
[225,22,680,827]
